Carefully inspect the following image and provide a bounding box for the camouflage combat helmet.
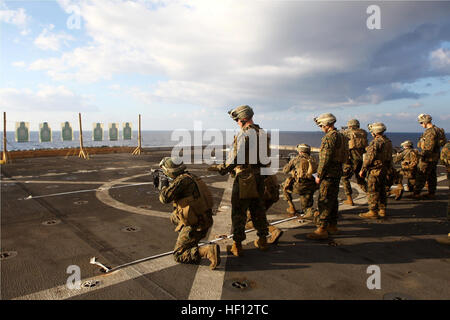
[367,122,386,134]
[314,113,336,127]
[297,143,311,154]
[347,119,360,128]
[417,113,432,124]
[159,156,186,177]
[228,105,254,121]
[401,140,413,148]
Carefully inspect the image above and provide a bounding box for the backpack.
[192,174,214,211]
[335,132,349,163]
[174,174,214,229]
[435,127,447,148]
[347,129,367,150]
[294,156,317,180]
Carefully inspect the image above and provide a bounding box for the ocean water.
[2,130,448,152]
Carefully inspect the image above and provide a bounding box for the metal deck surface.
[1,151,449,300]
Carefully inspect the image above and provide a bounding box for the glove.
[153,175,160,188]
[159,176,170,190]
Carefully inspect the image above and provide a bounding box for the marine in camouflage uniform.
[414,114,445,199]
[282,144,318,218]
[307,113,347,240]
[216,105,270,256]
[245,174,284,245]
[359,123,393,219]
[436,141,450,245]
[158,157,220,269]
[441,141,450,219]
[341,119,368,206]
[389,140,419,199]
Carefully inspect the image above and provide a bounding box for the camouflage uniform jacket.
[342,128,368,161]
[159,172,200,205]
[418,125,441,162]
[441,141,450,171]
[218,123,269,175]
[282,153,317,182]
[317,128,345,179]
[393,148,419,171]
[160,172,212,231]
[362,134,393,173]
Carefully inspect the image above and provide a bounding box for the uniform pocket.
[238,171,260,199]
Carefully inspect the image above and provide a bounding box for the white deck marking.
[11,173,448,300]
[95,173,168,218]
[188,176,233,300]
[15,255,178,300]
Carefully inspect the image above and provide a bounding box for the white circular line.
[95,173,168,218]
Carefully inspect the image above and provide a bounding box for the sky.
[1,0,450,132]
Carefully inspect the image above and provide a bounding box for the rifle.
[150,169,172,190]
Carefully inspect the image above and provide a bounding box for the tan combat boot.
[307,226,329,240]
[198,244,221,270]
[254,236,269,251]
[378,209,386,218]
[229,241,243,257]
[393,185,404,200]
[359,210,379,219]
[267,225,283,245]
[326,224,339,235]
[286,201,297,216]
[302,210,314,219]
[343,195,354,206]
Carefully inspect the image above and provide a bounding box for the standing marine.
[215,105,271,256]
[341,119,368,205]
[436,140,450,245]
[245,174,284,245]
[307,113,348,240]
[358,123,393,219]
[282,144,318,218]
[413,114,447,200]
[158,157,220,269]
[390,140,419,199]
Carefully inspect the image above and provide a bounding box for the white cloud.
[34,24,74,51]
[430,48,450,72]
[26,0,450,111]
[0,4,30,34]
[0,85,97,112]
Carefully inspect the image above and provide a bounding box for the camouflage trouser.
[447,171,449,220]
[367,170,387,212]
[171,213,210,264]
[341,158,366,195]
[231,177,268,242]
[414,161,438,195]
[316,177,340,228]
[393,169,416,191]
[283,185,316,216]
[282,177,317,215]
